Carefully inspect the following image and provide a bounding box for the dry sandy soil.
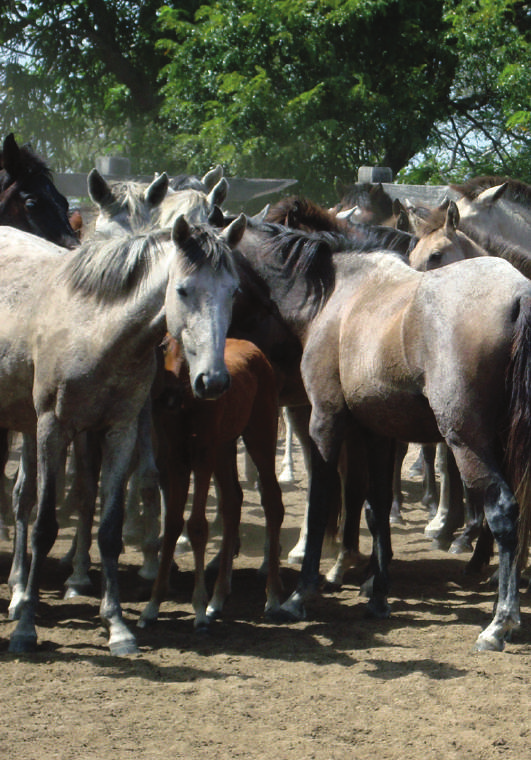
[0,440,530,760]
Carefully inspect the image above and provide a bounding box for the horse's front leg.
[8,433,37,620]
[9,414,65,652]
[98,422,139,655]
[274,404,346,622]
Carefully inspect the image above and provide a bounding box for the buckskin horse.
[231,218,531,651]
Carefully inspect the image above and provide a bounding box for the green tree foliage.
[1,1,530,194]
[158,0,456,201]
[399,0,531,184]
[0,0,198,171]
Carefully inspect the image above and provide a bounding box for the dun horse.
[232,219,531,652]
[0,214,244,655]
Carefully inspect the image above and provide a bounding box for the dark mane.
[451,176,531,209]
[267,196,351,233]
[64,223,234,303]
[247,220,413,316]
[0,141,52,188]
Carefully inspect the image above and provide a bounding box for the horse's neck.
[491,201,531,251]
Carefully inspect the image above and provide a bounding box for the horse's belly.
[345,386,441,443]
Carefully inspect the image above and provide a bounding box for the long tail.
[505,294,531,563]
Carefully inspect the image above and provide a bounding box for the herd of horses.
[1,131,531,656]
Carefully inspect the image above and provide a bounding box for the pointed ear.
[221,213,246,248]
[207,177,229,208]
[392,198,404,216]
[396,209,410,232]
[172,214,191,246]
[477,182,508,205]
[438,195,450,212]
[445,200,460,233]
[87,168,114,207]
[251,203,270,223]
[201,164,223,192]
[144,172,169,208]
[2,133,21,177]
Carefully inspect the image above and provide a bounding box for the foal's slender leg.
[206,442,241,622]
[241,413,285,617]
[187,459,215,629]
[97,422,139,655]
[8,433,37,620]
[138,441,190,628]
[9,414,65,652]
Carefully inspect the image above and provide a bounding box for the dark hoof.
[321,579,342,594]
[449,536,473,554]
[9,632,38,653]
[267,606,305,624]
[195,622,211,634]
[431,537,452,552]
[365,599,391,619]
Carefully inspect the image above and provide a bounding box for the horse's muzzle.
[192,369,231,400]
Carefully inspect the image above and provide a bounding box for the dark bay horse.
[0,133,79,249]
[139,336,284,630]
[233,219,531,651]
[0,213,244,655]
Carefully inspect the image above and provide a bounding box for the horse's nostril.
[193,371,231,400]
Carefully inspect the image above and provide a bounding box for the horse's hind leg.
[63,432,101,598]
[9,414,65,653]
[0,429,12,540]
[325,425,369,588]
[390,440,408,524]
[278,407,295,484]
[131,399,161,582]
[424,443,465,549]
[7,433,37,620]
[448,441,519,651]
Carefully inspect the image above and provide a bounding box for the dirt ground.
[0,439,530,760]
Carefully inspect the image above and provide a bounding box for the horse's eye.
[24,198,36,209]
[177,286,188,298]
